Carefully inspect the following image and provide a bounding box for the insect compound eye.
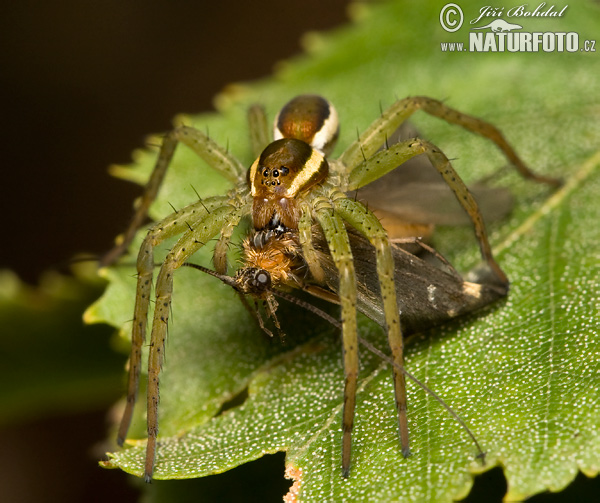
[254,269,272,290]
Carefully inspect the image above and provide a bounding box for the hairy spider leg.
[108,118,252,480]
[303,184,411,474]
[339,96,561,188]
[333,192,410,461]
[101,125,246,267]
[311,203,359,476]
[247,103,271,157]
[347,138,509,286]
[144,202,242,481]
[212,197,251,274]
[116,195,230,447]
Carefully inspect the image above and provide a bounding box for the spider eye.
[280,166,289,176]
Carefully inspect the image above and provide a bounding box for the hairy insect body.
[241,229,306,288]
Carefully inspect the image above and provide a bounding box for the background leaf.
[0,266,122,425]
[90,0,600,500]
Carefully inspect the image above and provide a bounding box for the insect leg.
[334,195,410,458]
[102,126,246,266]
[314,204,358,477]
[117,196,229,447]
[348,139,508,287]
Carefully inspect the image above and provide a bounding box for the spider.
[104,94,560,481]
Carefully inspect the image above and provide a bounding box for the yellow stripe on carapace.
[249,158,260,196]
[286,148,327,197]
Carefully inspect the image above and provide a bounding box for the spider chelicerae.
[103,94,560,481]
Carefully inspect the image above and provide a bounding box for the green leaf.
[92,0,600,500]
[0,265,124,425]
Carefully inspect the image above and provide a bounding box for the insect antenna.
[182,262,285,339]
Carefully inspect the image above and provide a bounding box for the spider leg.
[144,203,236,482]
[348,139,508,287]
[247,103,271,157]
[213,201,250,274]
[313,203,358,477]
[339,96,560,187]
[117,195,229,447]
[101,126,246,266]
[298,203,326,283]
[334,194,410,459]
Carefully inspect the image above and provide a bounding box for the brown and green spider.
[104,94,560,481]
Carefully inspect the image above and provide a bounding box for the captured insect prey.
[103,94,561,482]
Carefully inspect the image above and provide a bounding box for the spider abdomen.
[273,94,339,156]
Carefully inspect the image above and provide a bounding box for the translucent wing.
[313,227,507,334]
[354,123,514,226]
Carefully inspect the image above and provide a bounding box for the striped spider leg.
[106,94,559,482]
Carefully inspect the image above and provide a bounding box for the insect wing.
[315,228,508,334]
[355,122,514,226]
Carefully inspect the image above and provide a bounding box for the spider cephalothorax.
[249,137,329,229]
[105,93,560,481]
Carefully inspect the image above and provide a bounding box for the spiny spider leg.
[348,138,508,286]
[144,203,239,481]
[332,192,410,459]
[101,125,246,266]
[247,104,271,157]
[117,195,231,446]
[212,201,251,274]
[339,96,561,188]
[312,205,360,475]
